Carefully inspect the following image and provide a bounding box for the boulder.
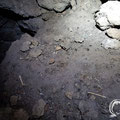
[37,0,71,12]
[95,1,120,30]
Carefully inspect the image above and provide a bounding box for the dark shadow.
[100,0,108,4]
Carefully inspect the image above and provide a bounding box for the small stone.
[20,41,31,52]
[101,39,120,49]
[60,42,71,50]
[49,58,55,64]
[74,83,80,89]
[68,27,73,32]
[29,45,35,49]
[31,40,39,46]
[65,92,73,100]
[56,46,62,51]
[74,39,84,43]
[29,47,42,58]
[13,109,29,120]
[32,99,46,117]
[10,95,18,106]
[106,28,120,40]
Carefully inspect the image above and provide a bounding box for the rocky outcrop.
[0,0,43,18]
[95,1,120,30]
[0,0,76,16]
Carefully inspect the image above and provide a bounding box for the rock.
[29,46,42,58]
[106,28,120,40]
[74,38,84,43]
[101,39,120,50]
[10,95,18,106]
[56,46,62,51]
[49,58,55,65]
[74,82,80,89]
[65,91,73,100]
[18,17,45,35]
[32,99,46,117]
[0,0,42,18]
[70,0,76,9]
[54,3,69,12]
[37,0,71,12]
[42,12,54,21]
[13,109,29,120]
[31,40,39,47]
[20,41,31,52]
[95,1,120,30]
[68,27,73,32]
[60,41,71,50]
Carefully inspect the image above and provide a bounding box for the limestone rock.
[95,1,120,30]
[106,28,120,40]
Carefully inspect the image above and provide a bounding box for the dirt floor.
[0,4,120,120]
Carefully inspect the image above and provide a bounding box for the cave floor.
[0,8,120,120]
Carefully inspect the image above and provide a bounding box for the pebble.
[56,46,62,51]
[32,99,46,117]
[74,83,81,89]
[74,39,84,43]
[31,40,39,47]
[49,58,55,64]
[65,92,73,100]
[60,42,71,50]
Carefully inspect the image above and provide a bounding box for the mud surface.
[0,6,120,120]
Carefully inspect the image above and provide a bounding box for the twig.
[88,92,106,99]
[19,75,25,86]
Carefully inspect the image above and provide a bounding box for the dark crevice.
[0,8,42,21]
[100,0,108,4]
[19,26,36,37]
[0,8,38,63]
